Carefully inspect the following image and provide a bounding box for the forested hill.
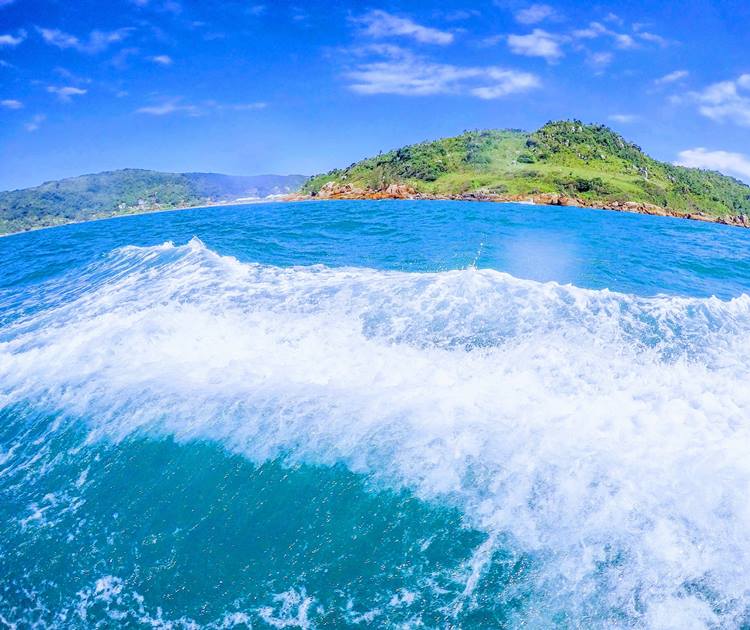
[302,121,750,222]
[0,170,307,234]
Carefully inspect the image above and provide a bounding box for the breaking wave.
[2,237,750,628]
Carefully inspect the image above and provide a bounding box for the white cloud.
[226,102,267,111]
[655,69,688,85]
[37,27,131,53]
[507,29,563,61]
[356,10,454,45]
[37,28,78,49]
[609,113,638,123]
[515,4,556,25]
[603,12,623,25]
[347,49,539,99]
[0,98,22,109]
[151,54,173,65]
[135,98,264,116]
[638,31,668,46]
[690,74,750,127]
[136,100,199,116]
[443,9,481,21]
[47,85,87,102]
[130,0,182,13]
[675,147,750,183]
[571,21,608,39]
[0,30,26,46]
[111,47,139,69]
[587,51,613,69]
[54,67,91,83]
[25,113,45,132]
[571,21,665,50]
[471,69,541,99]
[613,33,636,49]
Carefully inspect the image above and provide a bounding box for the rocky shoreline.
[285,182,750,229]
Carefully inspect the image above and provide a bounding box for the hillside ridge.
[0,169,307,235]
[300,121,750,228]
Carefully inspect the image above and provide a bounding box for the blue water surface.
[2,200,749,298]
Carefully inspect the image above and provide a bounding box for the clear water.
[1,200,750,629]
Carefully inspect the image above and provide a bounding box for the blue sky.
[1,0,750,190]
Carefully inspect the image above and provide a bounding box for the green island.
[301,120,750,227]
[0,170,306,235]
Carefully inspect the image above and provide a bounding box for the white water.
[2,238,750,628]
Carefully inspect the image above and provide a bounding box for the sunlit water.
[1,200,750,629]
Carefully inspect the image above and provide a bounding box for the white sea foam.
[2,238,750,628]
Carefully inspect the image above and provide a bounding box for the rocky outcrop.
[287,185,749,229]
[313,182,417,199]
[719,214,750,228]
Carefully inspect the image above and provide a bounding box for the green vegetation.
[303,121,750,218]
[0,170,307,235]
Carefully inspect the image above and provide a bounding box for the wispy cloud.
[689,74,750,127]
[37,27,131,54]
[356,10,454,45]
[571,21,659,49]
[0,0,18,7]
[655,69,688,85]
[637,31,668,47]
[442,9,481,22]
[346,47,539,99]
[135,98,266,116]
[0,98,22,109]
[603,12,623,25]
[24,113,45,132]
[150,54,173,65]
[0,30,26,47]
[675,147,750,183]
[136,100,199,116]
[587,51,613,70]
[130,0,182,13]
[47,85,87,102]
[111,47,140,69]
[224,102,267,111]
[571,21,608,39]
[54,67,92,84]
[507,29,563,61]
[609,113,638,123]
[500,15,664,68]
[515,4,557,25]
[202,100,268,112]
[613,33,636,49]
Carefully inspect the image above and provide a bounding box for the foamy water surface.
[1,200,750,628]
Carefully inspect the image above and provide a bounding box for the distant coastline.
[0,169,306,236]
[0,197,282,238]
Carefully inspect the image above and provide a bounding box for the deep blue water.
[1,201,750,628]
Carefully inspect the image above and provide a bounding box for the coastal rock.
[383,183,416,198]
[314,181,416,200]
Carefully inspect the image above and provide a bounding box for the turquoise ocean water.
[1,200,750,628]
